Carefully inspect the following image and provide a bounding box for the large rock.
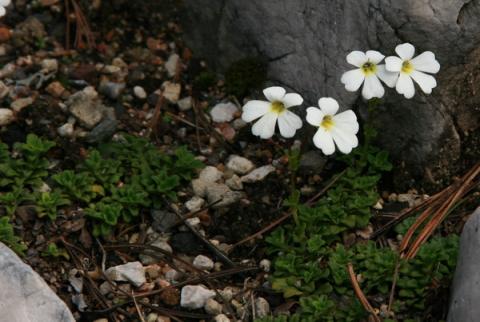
[447,207,480,322]
[0,242,75,322]
[182,0,480,186]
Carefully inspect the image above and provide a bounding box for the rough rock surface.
[182,0,480,186]
[447,207,480,322]
[0,242,75,322]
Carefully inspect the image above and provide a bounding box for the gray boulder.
[447,207,480,322]
[182,0,480,186]
[0,242,75,322]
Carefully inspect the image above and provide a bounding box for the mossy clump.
[225,57,267,98]
[193,70,218,92]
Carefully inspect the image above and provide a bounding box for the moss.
[225,57,267,98]
[193,70,217,92]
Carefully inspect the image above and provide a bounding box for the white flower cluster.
[241,42,440,155]
[341,43,440,99]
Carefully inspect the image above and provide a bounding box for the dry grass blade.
[65,0,95,50]
[347,263,381,322]
[403,163,480,259]
[400,162,480,259]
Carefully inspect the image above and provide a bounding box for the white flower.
[385,43,440,99]
[341,50,398,100]
[306,97,359,155]
[0,0,10,17]
[241,86,303,139]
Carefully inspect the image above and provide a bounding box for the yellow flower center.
[270,101,286,114]
[401,60,414,74]
[361,61,377,75]
[321,115,335,131]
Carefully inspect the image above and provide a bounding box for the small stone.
[0,108,14,125]
[185,217,201,228]
[46,81,66,98]
[397,193,417,207]
[214,314,231,322]
[165,54,180,77]
[99,81,126,100]
[102,65,121,74]
[185,196,205,212]
[86,117,118,143]
[67,92,106,129]
[193,255,214,271]
[225,174,243,190]
[226,155,255,175]
[232,118,247,130]
[57,123,74,137]
[199,166,223,182]
[219,287,236,302]
[180,285,215,309]
[99,281,114,295]
[177,96,192,111]
[105,262,146,287]
[164,269,182,282]
[82,86,99,99]
[151,210,177,233]
[156,316,171,322]
[146,313,158,322]
[210,102,238,123]
[133,86,147,99]
[93,319,108,322]
[259,259,271,272]
[140,239,173,265]
[254,297,270,318]
[0,81,9,98]
[41,59,58,73]
[192,179,208,197]
[10,97,34,112]
[162,81,181,103]
[204,298,223,315]
[205,183,244,208]
[241,165,275,183]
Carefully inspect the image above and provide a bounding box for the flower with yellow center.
[385,43,440,99]
[341,50,398,100]
[306,97,359,155]
[242,86,303,139]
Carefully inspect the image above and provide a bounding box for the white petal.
[251,112,278,139]
[411,51,440,74]
[0,6,5,16]
[341,69,365,92]
[333,110,359,134]
[376,64,398,88]
[410,70,437,94]
[278,111,303,138]
[362,75,384,99]
[366,50,385,64]
[263,86,286,102]
[306,107,324,126]
[331,127,358,154]
[395,43,415,60]
[313,128,335,155]
[241,100,270,122]
[385,56,403,72]
[346,51,368,67]
[0,0,10,6]
[282,93,303,108]
[396,73,415,99]
[318,97,339,115]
